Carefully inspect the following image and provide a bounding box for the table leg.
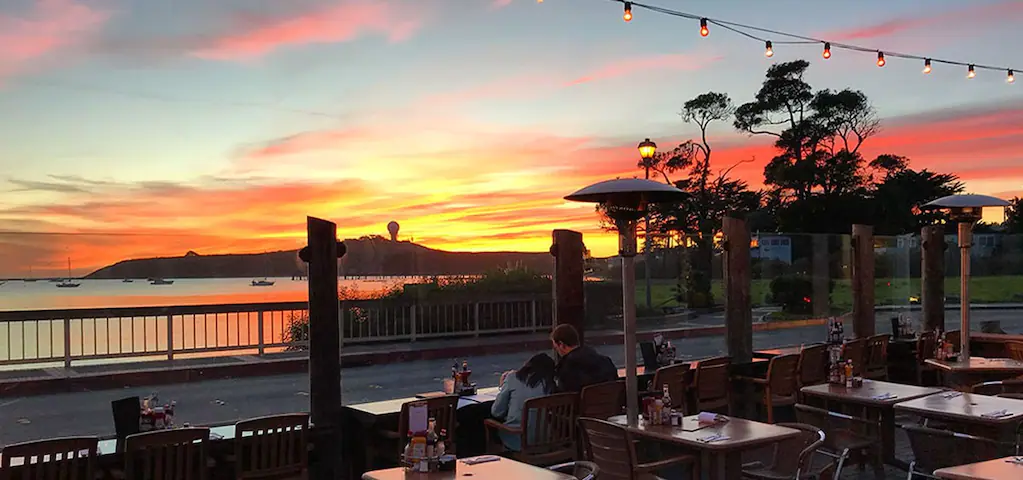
[723,452,742,480]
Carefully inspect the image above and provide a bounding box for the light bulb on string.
[876,51,885,67]
[822,42,831,59]
[923,59,932,74]
[700,18,709,37]
[764,41,774,58]
[623,2,632,22]
[1009,70,1016,83]
[967,64,976,79]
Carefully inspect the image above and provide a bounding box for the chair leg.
[766,398,774,424]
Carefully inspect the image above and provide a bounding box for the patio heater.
[922,194,1009,362]
[565,178,686,426]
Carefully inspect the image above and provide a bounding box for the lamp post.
[566,178,686,426]
[638,138,658,310]
[923,194,1010,362]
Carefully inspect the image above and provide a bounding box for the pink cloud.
[0,0,109,80]
[564,53,722,86]
[193,1,422,60]
[823,1,1023,41]
[492,0,514,8]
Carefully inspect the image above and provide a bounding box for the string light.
[592,0,1019,84]
[1009,70,1016,83]
[967,64,976,78]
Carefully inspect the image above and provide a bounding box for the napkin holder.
[697,412,728,424]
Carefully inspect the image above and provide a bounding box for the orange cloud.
[0,0,109,80]
[193,1,422,60]
[823,1,1023,41]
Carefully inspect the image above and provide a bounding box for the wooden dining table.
[800,380,943,468]
[934,457,1023,480]
[609,414,800,480]
[926,357,1023,391]
[362,456,574,480]
[894,392,1023,448]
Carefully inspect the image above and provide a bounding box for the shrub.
[768,274,833,315]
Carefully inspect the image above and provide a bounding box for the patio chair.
[0,436,98,480]
[378,395,459,461]
[649,363,690,411]
[902,424,1001,479]
[693,356,731,415]
[578,417,699,480]
[740,422,826,480]
[796,344,828,390]
[915,332,937,386]
[842,339,867,378]
[485,392,578,466]
[1006,341,1023,362]
[234,413,309,479]
[864,334,889,381]
[794,403,882,479]
[971,378,1023,395]
[580,380,626,421]
[737,354,800,424]
[548,460,600,480]
[124,427,211,480]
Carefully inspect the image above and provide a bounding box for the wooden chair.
[234,413,309,480]
[916,331,937,386]
[864,334,889,380]
[111,396,141,453]
[548,461,599,480]
[842,339,866,377]
[945,330,962,354]
[649,363,689,410]
[692,356,731,415]
[485,392,578,466]
[0,436,98,480]
[391,395,459,454]
[738,354,800,424]
[740,422,825,480]
[971,378,1023,395]
[578,417,699,480]
[797,344,828,389]
[124,427,210,480]
[580,380,626,420]
[1006,341,1023,362]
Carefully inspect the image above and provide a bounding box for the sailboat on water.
[251,252,275,287]
[56,258,81,288]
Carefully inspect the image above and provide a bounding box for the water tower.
[387,221,400,242]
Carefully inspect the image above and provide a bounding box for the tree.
[1005,197,1023,234]
[870,167,964,235]
[734,61,880,232]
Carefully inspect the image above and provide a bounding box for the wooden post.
[921,225,946,332]
[551,230,585,342]
[812,234,830,317]
[722,217,752,363]
[851,224,876,338]
[304,217,343,479]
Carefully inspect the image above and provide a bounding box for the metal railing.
[0,295,553,368]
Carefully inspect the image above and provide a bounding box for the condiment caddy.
[450,360,477,396]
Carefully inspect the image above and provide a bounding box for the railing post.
[166,314,174,361]
[473,302,480,337]
[257,310,265,356]
[410,304,417,342]
[531,299,538,331]
[63,316,72,369]
[851,224,876,339]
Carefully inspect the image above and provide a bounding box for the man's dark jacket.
[555,345,617,393]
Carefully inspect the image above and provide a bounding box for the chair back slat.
[650,364,689,409]
[124,427,209,480]
[234,413,309,479]
[578,418,637,480]
[580,381,625,420]
[0,436,98,480]
[797,344,828,387]
[396,396,459,456]
[767,354,801,397]
[521,393,578,460]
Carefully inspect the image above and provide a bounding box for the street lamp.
[637,138,658,310]
[923,194,1010,362]
[566,178,686,426]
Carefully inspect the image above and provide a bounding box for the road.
[1,307,1020,446]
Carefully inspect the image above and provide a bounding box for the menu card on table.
[408,402,429,433]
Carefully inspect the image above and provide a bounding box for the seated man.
[550,324,617,393]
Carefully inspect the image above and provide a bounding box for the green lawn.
[634,275,1023,310]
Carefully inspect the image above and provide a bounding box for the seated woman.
[490,353,555,451]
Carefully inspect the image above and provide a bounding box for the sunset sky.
[0,0,1022,276]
